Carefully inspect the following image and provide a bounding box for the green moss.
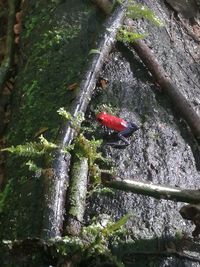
[117,1,163,44]
[117,27,147,43]
[0,182,12,213]
[7,2,90,146]
[74,133,104,184]
[1,0,101,240]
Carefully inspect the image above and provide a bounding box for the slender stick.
[1,237,200,264]
[103,176,200,204]
[130,39,200,140]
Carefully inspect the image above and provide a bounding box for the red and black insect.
[96,111,139,148]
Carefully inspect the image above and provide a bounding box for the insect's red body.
[96,112,128,132]
[96,112,139,148]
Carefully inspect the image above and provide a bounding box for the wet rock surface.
[85,1,200,266]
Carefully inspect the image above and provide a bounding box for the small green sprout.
[127,1,164,27]
[117,27,147,43]
[1,142,44,157]
[57,107,85,131]
[39,134,58,149]
[74,133,104,184]
[1,135,58,157]
[95,104,118,116]
[26,160,42,173]
[57,107,72,121]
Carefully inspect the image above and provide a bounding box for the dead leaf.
[15,36,20,44]
[16,11,23,22]
[13,23,22,35]
[98,77,109,90]
[67,83,78,91]
[88,49,101,55]
[34,127,48,137]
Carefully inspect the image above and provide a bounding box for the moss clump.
[74,133,104,184]
[117,27,147,43]
[0,182,12,213]
[56,214,130,266]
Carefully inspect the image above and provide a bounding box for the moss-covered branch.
[65,157,88,236]
[0,215,130,266]
[1,233,200,266]
[47,2,128,239]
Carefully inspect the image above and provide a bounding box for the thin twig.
[124,250,200,263]
[177,14,200,44]
[129,38,200,140]
[102,176,200,204]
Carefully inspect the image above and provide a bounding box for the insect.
[96,111,139,148]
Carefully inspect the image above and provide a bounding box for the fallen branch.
[42,2,128,238]
[1,236,200,265]
[123,250,200,263]
[65,157,88,236]
[102,176,200,204]
[0,0,18,92]
[130,39,200,140]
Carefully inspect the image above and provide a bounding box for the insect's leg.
[105,129,130,148]
[105,123,139,148]
[106,142,128,149]
[117,127,134,145]
[118,133,130,145]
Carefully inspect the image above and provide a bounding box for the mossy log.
[1,234,200,266]
[44,2,128,238]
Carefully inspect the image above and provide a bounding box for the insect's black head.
[129,122,139,132]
